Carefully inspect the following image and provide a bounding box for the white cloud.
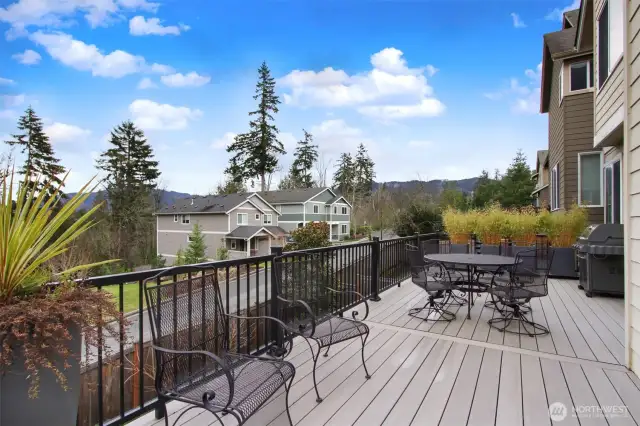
[0,110,16,120]
[129,99,203,130]
[44,122,91,144]
[309,119,376,157]
[0,0,159,36]
[160,72,210,88]
[137,77,157,89]
[510,13,526,28]
[485,63,542,115]
[211,132,237,149]
[12,49,41,65]
[3,94,25,108]
[279,47,444,120]
[29,31,175,79]
[129,16,188,36]
[0,77,15,85]
[545,0,581,21]
[150,63,175,75]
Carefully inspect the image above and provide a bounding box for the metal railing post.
[370,237,381,301]
[270,247,284,353]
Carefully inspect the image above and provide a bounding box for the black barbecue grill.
[573,224,624,297]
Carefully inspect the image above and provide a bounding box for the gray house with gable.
[258,187,352,241]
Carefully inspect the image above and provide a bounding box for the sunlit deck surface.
[131,279,640,426]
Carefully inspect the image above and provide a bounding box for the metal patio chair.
[421,238,467,306]
[406,244,457,322]
[486,248,555,336]
[273,254,371,403]
[143,266,296,426]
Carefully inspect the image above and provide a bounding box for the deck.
[131,279,640,426]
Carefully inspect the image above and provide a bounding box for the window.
[598,0,623,88]
[237,213,248,225]
[341,206,348,215]
[604,160,622,223]
[313,205,319,213]
[333,206,337,214]
[551,164,560,211]
[187,235,194,243]
[570,61,593,91]
[341,224,348,234]
[181,214,190,225]
[263,214,272,225]
[173,214,179,222]
[255,213,260,220]
[230,240,236,250]
[578,152,603,206]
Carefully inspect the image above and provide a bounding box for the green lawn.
[101,282,147,314]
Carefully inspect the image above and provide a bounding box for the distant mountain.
[66,190,192,211]
[372,177,479,195]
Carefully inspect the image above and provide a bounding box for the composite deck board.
[129,280,635,426]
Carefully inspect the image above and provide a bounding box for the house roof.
[563,9,580,27]
[226,225,286,239]
[156,193,251,214]
[537,150,549,169]
[258,188,330,204]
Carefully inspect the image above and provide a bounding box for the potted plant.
[473,204,504,254]
[0,171,121,426]
[442,208,475,251]
[540,205,588,278]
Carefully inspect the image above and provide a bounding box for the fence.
[78,235,433,426]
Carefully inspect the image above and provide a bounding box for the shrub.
[284,222,330,251]
[394,201,442,237]
[216,247,230,260]
[541,205,588,247]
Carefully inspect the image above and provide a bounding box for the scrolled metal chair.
[273,253,370,403]
[144,265,296,426]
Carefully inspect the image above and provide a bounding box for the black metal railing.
[78,235,432,426]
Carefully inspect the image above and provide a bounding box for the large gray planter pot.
[478,244,501,255]
[549,247,578,279]
[0,323,82,426]
[450,244,469,254]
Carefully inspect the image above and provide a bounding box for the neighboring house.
[540,7,604,223]
[531,150,550,208]
[258,187,352,241]
[155,193,288,263]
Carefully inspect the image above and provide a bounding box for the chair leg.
[323,345,331,357]
[284,372,296,426]
[488,305,548,337]
[305,339,324,403]
[162,401,169,426]
[360,330,371,379]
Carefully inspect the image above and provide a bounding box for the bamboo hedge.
[442,203,588,248]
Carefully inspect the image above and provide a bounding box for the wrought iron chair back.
[510,247,555,299]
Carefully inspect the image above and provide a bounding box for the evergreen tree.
[184,224,207,264]
[174,248,186,266]
[500,150,535,208]
[472,170,501,208]
[226,62,285,191]
[354,143,375,197]
[96,120,160,266]
[215,172,247,195]
[5,106,65,199]
[333,152,355,195]
[289,130,318,188]
[439,181,469,211]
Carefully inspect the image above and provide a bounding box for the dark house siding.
[548,59,565,211]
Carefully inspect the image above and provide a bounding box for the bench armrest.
[325,287,370,321]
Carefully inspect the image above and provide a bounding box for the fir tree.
[500,150,535,208]
[226,62,285,191]
[216,171,247,195]
[289,130,318,188]
[184,224,207,264]
[5,106,65,199]
[333,152,355,195]
[96,120,160,266]
[354,143,375,197]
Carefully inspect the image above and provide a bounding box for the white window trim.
[551,164,560,211]
[597,0,624,89]
[263,214,273,225]
[255,213,261,220]
[237,213,248,225]
[341,206,348,215]
[173,214,179,223]
[313,205,319,213]
[577,152,604,207]
[181,214,190,225]
[187,235,194,243]
[569,60,592,92]
[604,156,623,224]
[230,240,237,250]
[340,224,348,234]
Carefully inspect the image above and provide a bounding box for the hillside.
[66,190,192,211]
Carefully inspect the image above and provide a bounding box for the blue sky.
[0,0,579,194]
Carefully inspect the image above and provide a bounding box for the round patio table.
[424,253,518,320]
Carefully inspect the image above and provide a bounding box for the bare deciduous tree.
[314,153,332,187]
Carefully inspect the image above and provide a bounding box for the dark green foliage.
[333,153,355,195]
[226,62,285,191]
[184,224,207,264]
[5,107,65,200]
[216,246,229,260]
[394,201,442,237]
[151,254,166,269]
[439,181,470,211]
[96,120,160,267]
[216,173,247,194]
[289,130,318,188]
[500,150,535,208]
[472,170,501,208]
[354,143,375,197]
[283,222,331,251]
